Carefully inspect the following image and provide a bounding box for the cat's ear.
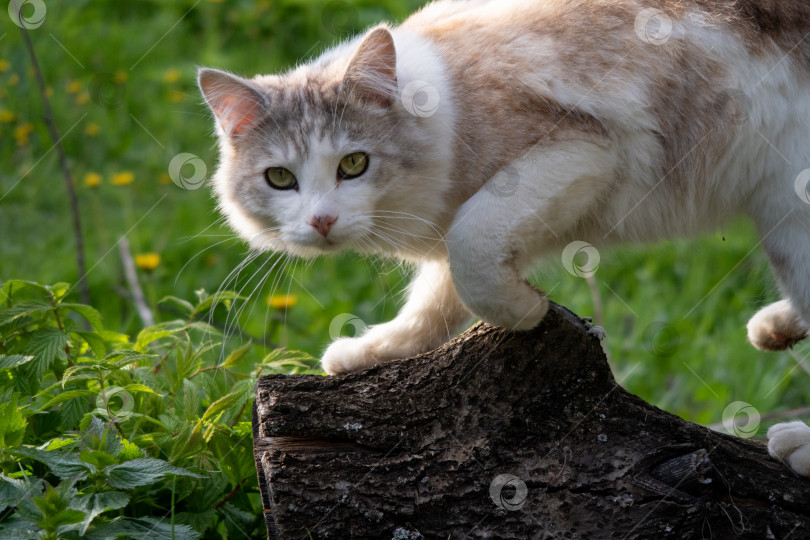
[198,68,268,137]
[343,26,397,107]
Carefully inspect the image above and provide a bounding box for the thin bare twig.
[118,236,155,328]
[18,18,90,306]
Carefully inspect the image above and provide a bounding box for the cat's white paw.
[767,421,810,477]
[747,300,808,351]
[321,337,384,376]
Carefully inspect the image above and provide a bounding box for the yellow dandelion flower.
[267,295,298,310]
[84,122,100,136]
[67,80,82,93]
[83,172,102,187]
[14,123,33,146]
[0,60,9,72]
[113,70,128,84]
[135,253,160,271]
[169,90,184,103]
[163,68,181,83]
[76,92,90,104]
[8,74,19,86]
[0,110,14,123]
[111,171,134,185]
[158,172,172,184]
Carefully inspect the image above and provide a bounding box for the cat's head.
[199,27,453,259]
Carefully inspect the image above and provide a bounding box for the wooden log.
[252,303,810,539]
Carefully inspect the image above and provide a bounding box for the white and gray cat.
[199,0,810,477]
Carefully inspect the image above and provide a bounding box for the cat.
[198,0,810,477]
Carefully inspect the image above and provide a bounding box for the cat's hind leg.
[445,140,615,330]
[321,260,471,375]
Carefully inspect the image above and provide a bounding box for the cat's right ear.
[198,68,268,138]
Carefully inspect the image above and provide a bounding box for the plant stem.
[48,293,72,367]
[19,22,90,307]
[215,477,248,509]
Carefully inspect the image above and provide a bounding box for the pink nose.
[309,215,337,237]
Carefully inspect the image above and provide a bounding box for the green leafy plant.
[0,280,319,539]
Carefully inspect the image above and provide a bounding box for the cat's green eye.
[264,167,297,190]
[337,152,369,180]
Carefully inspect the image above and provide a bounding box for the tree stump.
[252,303,810,539]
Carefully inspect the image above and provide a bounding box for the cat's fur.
[199,0,810,477]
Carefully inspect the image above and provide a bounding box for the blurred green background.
[1,0,808,431]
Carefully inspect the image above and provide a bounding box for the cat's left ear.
[343,26,397,107]
[198,68,268,137]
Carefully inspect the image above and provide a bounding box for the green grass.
[2,0,808,451]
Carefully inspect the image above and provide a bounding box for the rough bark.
[252,303,810,539]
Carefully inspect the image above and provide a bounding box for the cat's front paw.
[747,300,809,351]
[767,421,810,477]
[321,337,382,376]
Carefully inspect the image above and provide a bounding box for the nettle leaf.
[0,474,41,513]
[0,280,50,304]
[0,397,26,448]
[182,379,202,421]
[14,448,93,480]
[191,291,244,318]
[103,458,204,490]
[28,328,69,376]
[68,490,129,536]
[82,417,123,457]
[73,331,107,359]
[222,341,251,370]
[39,389,96,411]
[70,491,130,536]
[201,379,252,424]
[59,304,104,332]
[47,283,71,301]
[0,300,53,330]
[60,395,91,430]
[159,296,195,317]
[88,517,200,540]
[135,323,185,352]
[79,450,117,469]
[0,355,34,370]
